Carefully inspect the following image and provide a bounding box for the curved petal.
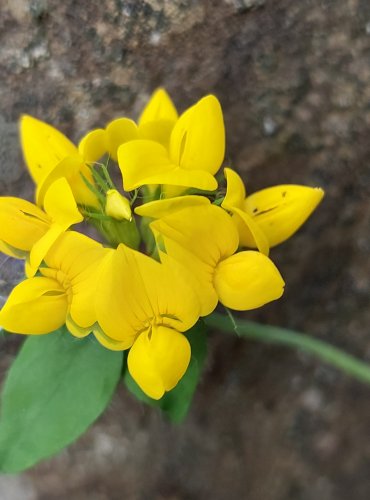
[135,195,210,218]
[137,167,218,192]
[127,325,191,400]
[118,139,175,191]
[105,117,138,161]
[138,88,178,125]
[65,314,92,338]
[0,197,49,222]
[222,167,246,210]
[29,224,64,275]
[94,249,152,343]
[69,249,112,329]
[41,232,109,328]
[44,231,103,278]
[95,244,199,342]
[118,138,218,192]
[244,185,324,247]
[0,277,68,334]
[35,155,83,206]
[138,119,175,148]
[170,95,225,175]
[159,243,218,317]
[150,204,238,266]
[93,324,132,351]
[214,251,285,311]
[69,163,100,208]
[0,241,27,259]
[231,207,270,255]
[78,128,107,163]
[20,115,78,184]
[0,198,50,252]
[146,251,201,331]
[44,177,83,227]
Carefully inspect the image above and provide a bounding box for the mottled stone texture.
[1,0,370,498]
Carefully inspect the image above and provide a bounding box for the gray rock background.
[1,0,370,498]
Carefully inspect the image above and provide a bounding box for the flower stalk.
[205,312,370,385]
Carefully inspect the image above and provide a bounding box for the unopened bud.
[105,190,132,221]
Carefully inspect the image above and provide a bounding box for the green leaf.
[0,328,123,473]
[124,320,207,423]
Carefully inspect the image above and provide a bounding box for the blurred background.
[0,0,370,499]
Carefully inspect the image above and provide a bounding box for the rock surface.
[1,0,370,498]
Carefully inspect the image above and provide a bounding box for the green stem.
[205,313,370,385]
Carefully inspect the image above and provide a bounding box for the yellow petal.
[78,128,107,163]
[117,139,174,191]
[159,242,218,317]
[94,249,150,343]
[0,241,27,259]
[93,324,132,351]
[118,138,218,192]
[66,314,92,338]
[44,177,83,227]
[138,88,178,125]
[35,155,86,207]
[25,258,34,278]
[41,232,109,329]
[138,167,217,192]
[0,277,68,334]
[244,185,325,247]
[170,95,225,175]
[231,207,270,255]
[29,223,64,275]
[222,167,246,210]
[151,204,238,266]
[135,195,210,218]
[28,178,84,274]
[127,325,191,400]
[95,244,200,343]
[147,251,201,331]
[214,251,285,311]
[44,231,103,278]
[160,185,187,198]
[138,119,175,148]
[105,117,138,161]
[69,249,112,329]
[20,115,78,184]
[0,196,49,222]
[0,197,50,252]
[69,163,100,208]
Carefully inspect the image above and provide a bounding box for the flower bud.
[105,190,132,221]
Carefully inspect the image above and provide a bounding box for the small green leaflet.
[124,320,207,423]
[0,328,123,473]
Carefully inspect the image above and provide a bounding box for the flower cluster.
[0,89,324,399]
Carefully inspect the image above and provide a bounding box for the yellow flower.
[0,178,83,275]
[78,88,178,163]
[0,232,110,337]
[20,114,98,208]
[94,244,200,399]
[117,94,224,193]
[151,205,285,315]
[222,167,324,249]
